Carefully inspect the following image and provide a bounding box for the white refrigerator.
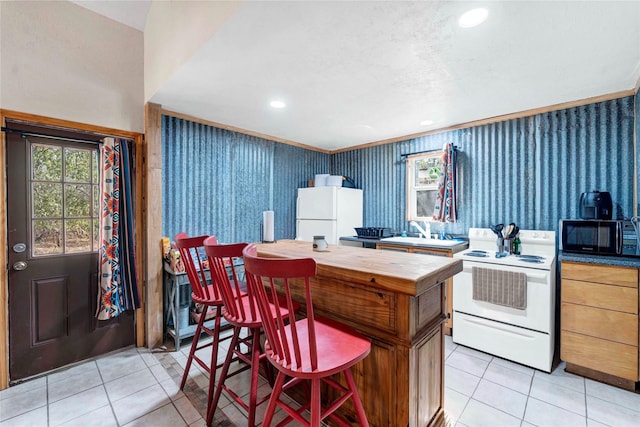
[296,187,363,245]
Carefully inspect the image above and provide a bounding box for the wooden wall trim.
[144,102,164,349]
[331,89,637,154]
[0,110,144,390]
[161,108,331,154]
[0,111,8,390]
[0,109,142,140]
[134,133,146,348]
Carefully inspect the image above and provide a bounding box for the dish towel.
[472,267,527,310]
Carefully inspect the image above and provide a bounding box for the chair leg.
[207,326,241,426]
[344,368,369,427]
[311,378,321,427]
[247,327,262,426]
[262,371,286,427]
[205,313,223,423]
[180,307,207,390]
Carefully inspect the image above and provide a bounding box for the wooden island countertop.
[255,240,463,427]
[256,239,462,296]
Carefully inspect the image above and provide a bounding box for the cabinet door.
[562,279,638,313]
[413,247,450,257]
[561,330,638,380]
[409,327,443,426]
[376,243,410,252]
[322,337,397,426]
[561,302,638,346]
[562,262,638,288]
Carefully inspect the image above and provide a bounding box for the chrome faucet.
[410,221,431,239]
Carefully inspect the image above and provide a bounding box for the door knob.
[12,261,27,271]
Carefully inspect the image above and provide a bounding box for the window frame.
[405,151,443,222]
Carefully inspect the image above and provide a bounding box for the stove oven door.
[453,260,554,332]
[452,260,556,372]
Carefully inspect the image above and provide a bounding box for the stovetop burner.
[515,255,545,263]
[517,258,544,263]
[464,250,489,258]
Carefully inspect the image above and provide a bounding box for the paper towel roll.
[263,210,275,242]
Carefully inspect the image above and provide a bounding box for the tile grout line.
[519,369,535,426]
[94,360,123,427]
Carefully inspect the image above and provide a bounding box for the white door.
[296,220,338,244]
[297,187,337,220]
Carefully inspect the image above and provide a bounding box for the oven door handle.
[463,268,548,280]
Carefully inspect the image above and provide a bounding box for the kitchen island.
[255,239,463,427]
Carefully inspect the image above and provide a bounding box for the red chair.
[174,233,238,419]
[242,244,371,427]
[204,239,299,426]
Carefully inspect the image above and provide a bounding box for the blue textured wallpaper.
[332,96,636,236]
[161,117,329,242]
[162,95,636,242]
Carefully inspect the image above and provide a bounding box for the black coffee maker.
[579,191,613,220]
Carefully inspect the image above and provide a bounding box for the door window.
[30,143,100,256]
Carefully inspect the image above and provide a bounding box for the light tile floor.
[1,333,639,426]
[444,335,640,427]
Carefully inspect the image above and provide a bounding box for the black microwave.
[560,219,640,256]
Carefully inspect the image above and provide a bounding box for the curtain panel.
[432,143,457,223]
[96,137,140,320]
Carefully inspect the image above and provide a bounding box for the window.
[30,142,100,256]
[406,151,442,221]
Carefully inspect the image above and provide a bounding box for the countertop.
[255,239,463,296]
[340,235,469,253]
[559,251,640,268]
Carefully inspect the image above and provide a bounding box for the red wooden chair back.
[242,244,319,372]
[203,238,258,324]
[174,233,220,302]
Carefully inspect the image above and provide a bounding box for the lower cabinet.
[560,261,639,389]
[281,272,446,426]
[410,327,443,427]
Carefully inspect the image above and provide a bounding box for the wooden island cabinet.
[255,240,463,426]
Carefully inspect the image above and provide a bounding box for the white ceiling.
[74,1,640,151]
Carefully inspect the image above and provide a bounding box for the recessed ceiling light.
[458,8,488,28]
[420,120,434,126]
[270,100,286,108]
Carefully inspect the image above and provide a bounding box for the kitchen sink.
[379,236,464,247]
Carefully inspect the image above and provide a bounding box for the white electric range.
[452,228,557,372]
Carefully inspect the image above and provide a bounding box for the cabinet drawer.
[376,244,410,253]
[561,330,638,380]
[561,262,638,288]
[411,282,444,336]
[562,279,638,314]
[561,302,638,346]
[413,248,450,257]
